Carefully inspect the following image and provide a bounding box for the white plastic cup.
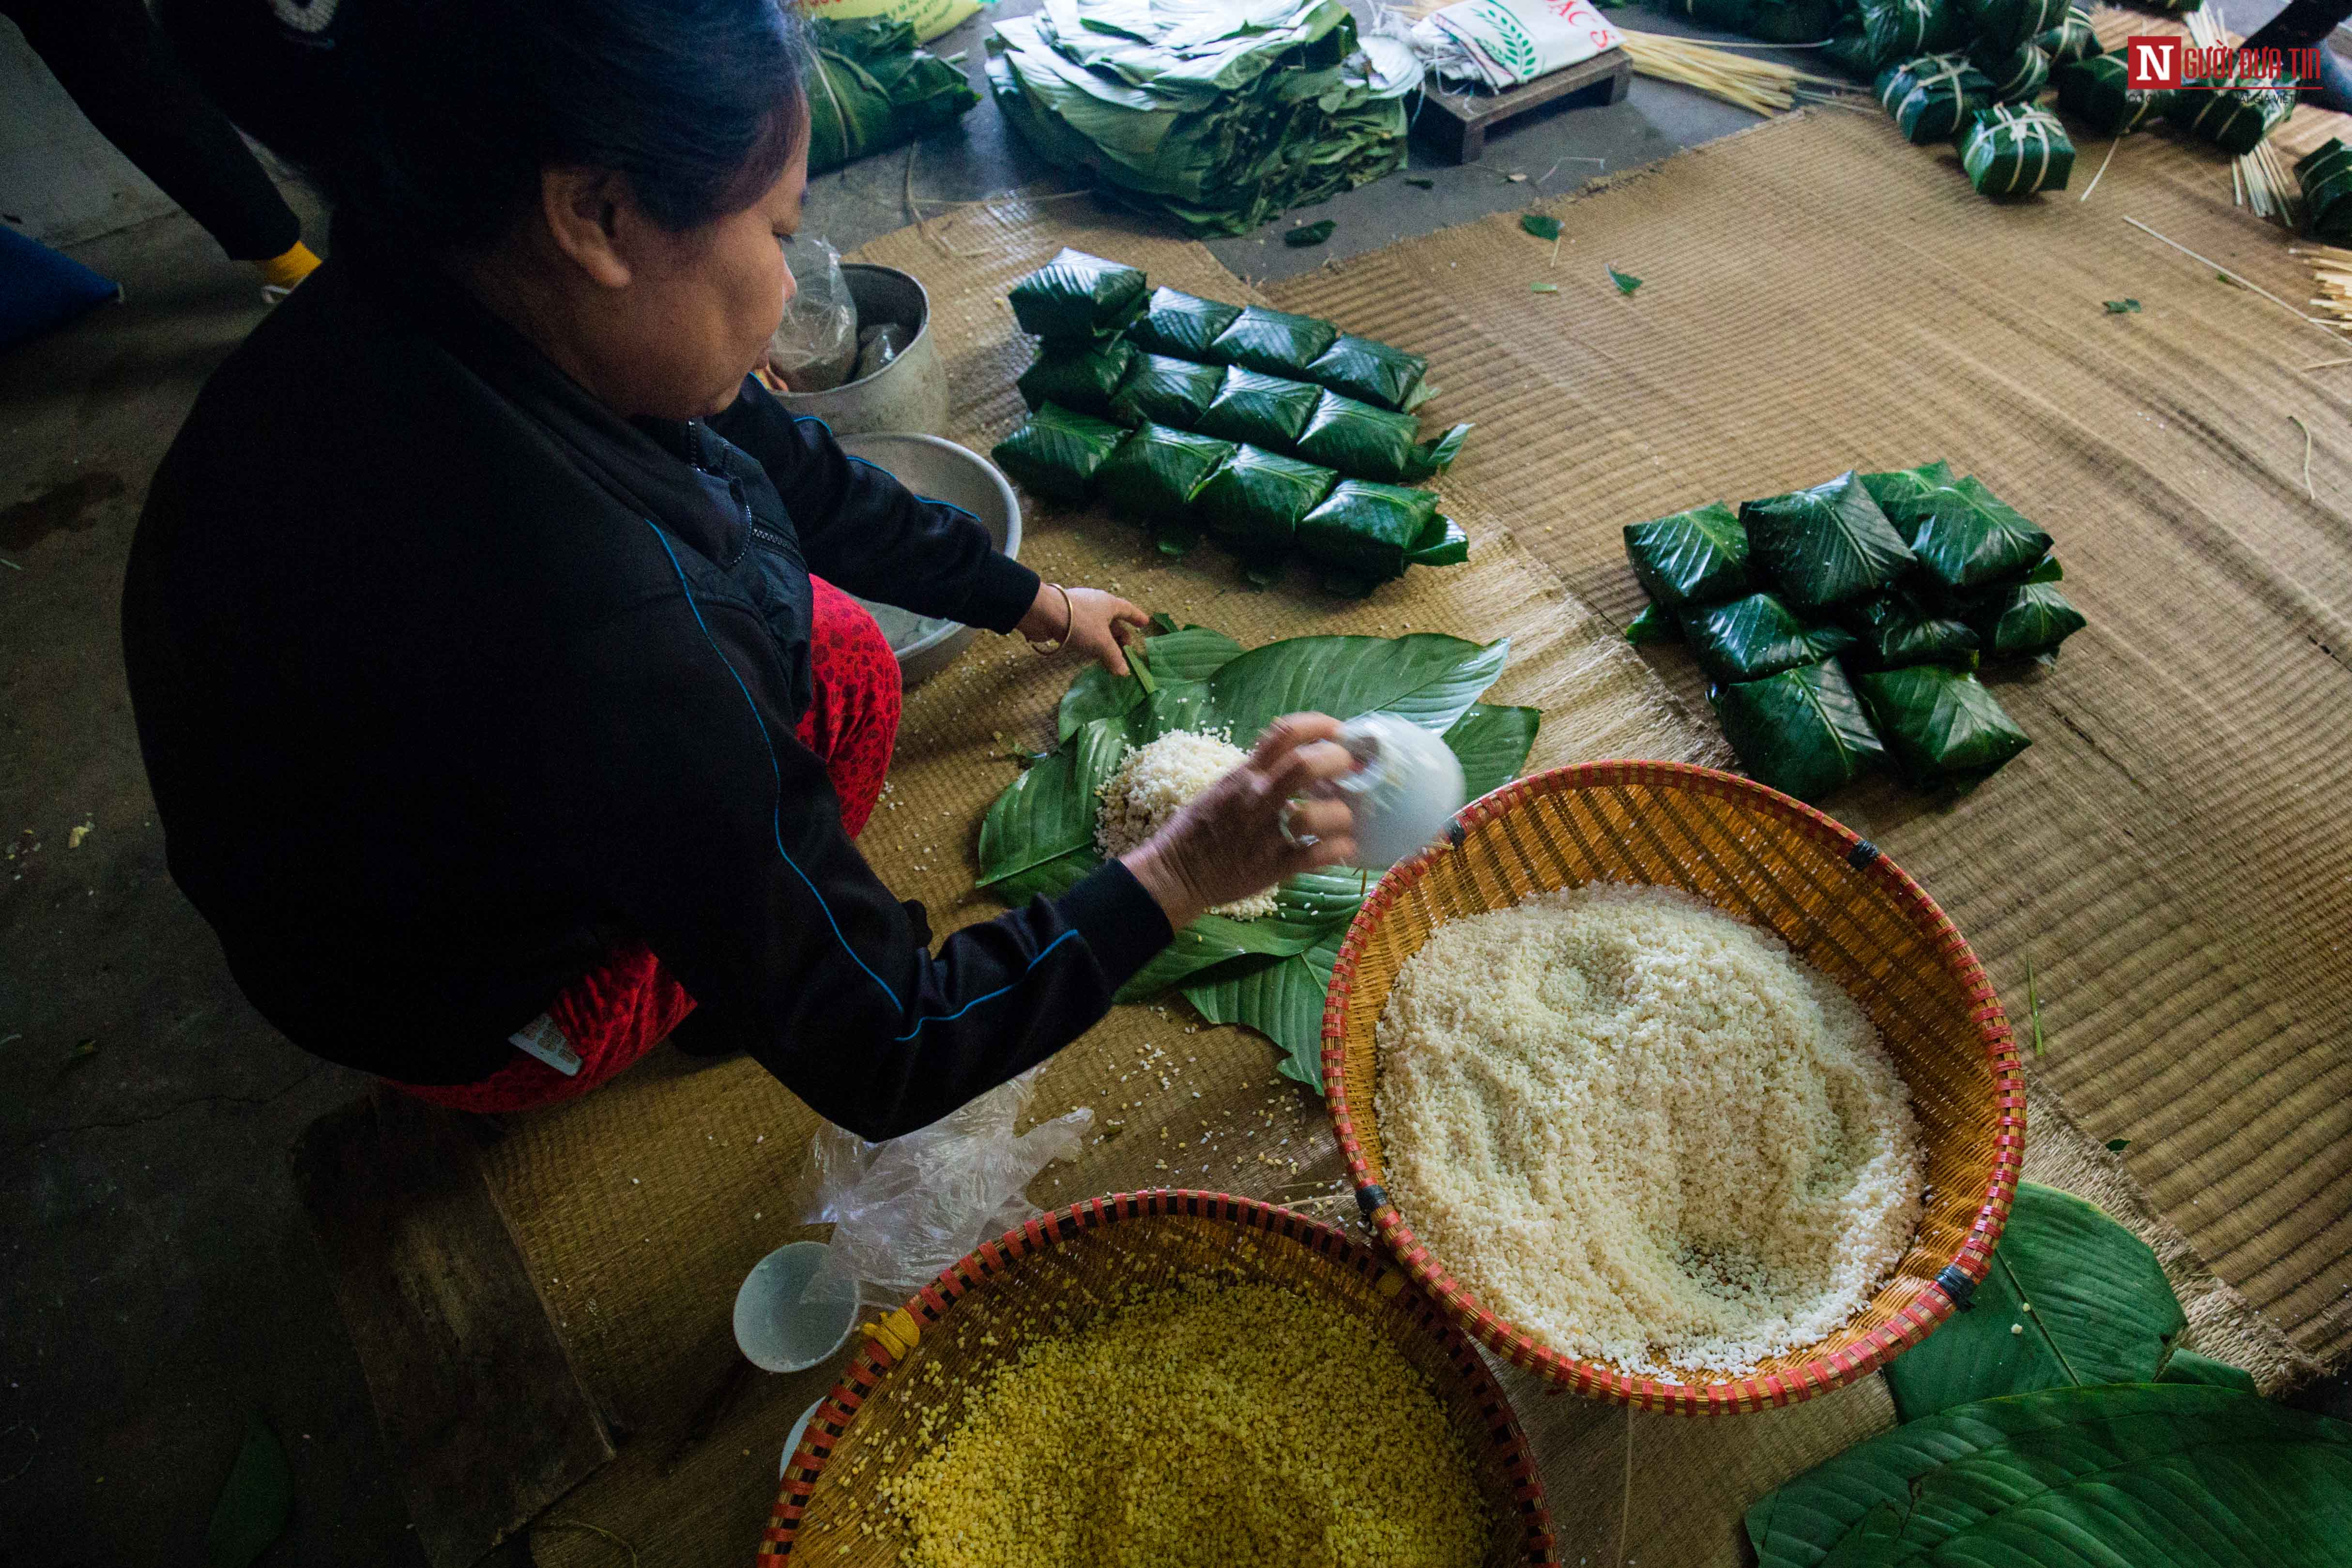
[1332,715,1467,871]
[733,1240,858,1373]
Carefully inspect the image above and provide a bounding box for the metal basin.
[835,434,1023,689]
[774,264,950,437]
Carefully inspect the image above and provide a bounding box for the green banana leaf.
[1968,580,2085,656]
[802,18,983,178]
[1196,365,1325,449]
[1294,391,1471,484]
[1857,459,1955,525]
[1297,479,1441,582]
[1851,664,2030,787]
[1127,286,1244,358]
[1883,1182,2187,1421]
[1195,444,1338,552]
[2056,53,2172,135]
[1625,602,1683,643]
[1905,477,2054,589]
[2035,6,2100,62]
[1969,38,2049,104]
[990,401,1130,502]
[1956,0,2068,51]
[2160,1348,2259,1392]
[1098,422,1236,523]
[1624,501,1752,607]
[1679,593,1858,681]
[2300,139,2352,243]
[205,1415,292,1568]
[1710,658,1887,803]
[1007,247,1151,342]
[1878,55,1993,142]
[1109,350,1226,428]
[1742,472,1918,611]
[1017,337,1137,417]
[1209,305,1341,378]
[1743,1383,2352,1568]
[1305,333,1428,411]
[977,622,1536,1088]
[1960,105,2074,195]
[1840,587,1980,670]
[2169,86,2295,155]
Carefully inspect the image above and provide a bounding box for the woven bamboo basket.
[1322,761,2023,1417]
[759,1189,1555,1565]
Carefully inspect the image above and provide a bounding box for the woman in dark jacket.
[124,0,1359,1138]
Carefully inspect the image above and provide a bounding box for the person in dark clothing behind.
[4,0,320,299]
[123,0,1362,1138]
[2243,0,2352,111]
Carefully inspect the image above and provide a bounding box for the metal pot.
[773,264,949,437]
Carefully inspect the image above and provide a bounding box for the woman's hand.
[1020,582,1149,675]
[1120,714,1361,931]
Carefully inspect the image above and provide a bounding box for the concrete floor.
[0,2,2319,1565]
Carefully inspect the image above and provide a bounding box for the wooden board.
[1412,49,1634,163]
[292,1091,615,1568]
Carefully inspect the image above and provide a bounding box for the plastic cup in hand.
[733,1240,858,1373]
[1332,714,1466,871]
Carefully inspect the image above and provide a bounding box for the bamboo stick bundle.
[2184,4,2301,226]
[1617,31,1855,115]
[2291,242,2352,321]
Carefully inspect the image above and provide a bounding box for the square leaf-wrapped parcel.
[1711,658,1888,803]
[1879,54,1993,142]
[1109,352,1226,428]
[1017,337,1136,417]
[1007,248,1150,340]
[1099,423,1236,523]
[1741,472,1919,611]
[1195,445,1339,553]
[1209,305,1340,378]
[1305,334,1430,411]
[1852,663,2032,787]
[1293,393,1471,485]
[991,402,1129,502]
[1679,593,1858,682]
[2056,53,2172,135]
[1904,475,2053,589]
[1196,366,1325,450]
[1961,105,2075,196]
[1624,501,1750,607]
[1125,287,1243,359]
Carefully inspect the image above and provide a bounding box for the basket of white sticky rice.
[1321,761,2021,1416]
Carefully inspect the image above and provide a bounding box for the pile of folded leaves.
[1622,461,2084,801]
[983,0,1421,237]
[802,17,980,177]
[991,249,1474,595]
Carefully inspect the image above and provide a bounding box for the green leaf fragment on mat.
[1882,1181,2185,1421]
[1284,220,1336,247]
[1607,264,1642,296]
[2027,959,2045,1056]
[2104,297,2141,312]
[1404,175,1436,188]
[1530,282,1559,293]
[2106,1137,2132,1151]
[1521,213,1562,241]
[205,1415,292,1568]
[2160,1347,2259,1392]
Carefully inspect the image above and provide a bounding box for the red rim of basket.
[756,1188,1559,1564]
[1320,760,2026,1417]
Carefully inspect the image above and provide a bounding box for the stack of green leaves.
[984,0,1419,239]
[2054,52,2173,135]
[801,18,983,178]
[2169,86,2297,155]
[1959,103,2075,194]
[1746,1182,2348,1568]
[2299,138,2352,243]
[976,617,1538,1086]
[1621,463,2082,802]
[1877,55,1995,142]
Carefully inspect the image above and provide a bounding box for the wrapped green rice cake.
[1017,338,1136,417]
[1970,38,2050,103]
[1208,305,1340,379]
[1903,476,2052,589]
[2055,54,2173,135]
[1297,480,1466,584]
[1851,664,2031,787]
[1961,105,2075,195]
[2169,88,2294,155]
[1711,658,1887,803]
[1741,472,1917,610]
[1194,445,1338,553]
[1957,0,2068,52]
[1879,55,1995,143]
[1196,366,1324,451]
[1099,423,1236,523]
[991,402,1129,502]
[1306,334,1430,412]
[1679,593,1858,682]
[1008,248,1150,341]
[1858,459,1956,522]
[1967,579,2085,656]
[1293,393,1470,485]
[1840,586,1980,670]
[1747,0,1841,44]
[2035,7,2100,62]
[1125,288,1243,360]
[1624,500,1751,607]
[1109,352,1226,428]
[2298,139,2352,242]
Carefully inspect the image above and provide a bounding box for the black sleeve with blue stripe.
[537,562,1169,1142]
[706,379,1041,633]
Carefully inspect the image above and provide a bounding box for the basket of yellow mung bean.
[759,1189,1554,1567]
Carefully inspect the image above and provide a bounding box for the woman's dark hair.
[162,0,808,247]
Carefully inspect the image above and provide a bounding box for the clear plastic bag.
[792,1067,1091,1309]
[766,237,858,393]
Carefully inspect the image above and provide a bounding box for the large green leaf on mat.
[1294,392,1470,485]
[980,623,1534,1089]
[1710,658,1886,803]
[1196,366,1325,450]
[1195,444,1338,553]
[1968,580,2085,657]
[1741,472,1918,611]
[1126,286,1243,359]
[1296,480,1443,584]
[1956,0,2068,51]
[1679,593,1857,682]
[1624,501,1751,607]
[1210,305,1340,378]
[1884,1181,2186,1421]
[1305,333,1429,412]
[1851,664,2030,787]
[1840,586,1979,670]
[1109,351,1227,428]
[2299,139,2352,244]
[1877,55,1993,142]
[1743,1383,2352,1568]
[1098,422,1236,523]
[1007,247,1151,342]
[802,18,983,178]
[205,1415,292,1568]
[1017,337,1137,416]
[1959,104,2074,196]
[1904,477,2053,589]
[2169,85,2295,155]
[990,401,1130,502]
[2055,53,2172,135]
